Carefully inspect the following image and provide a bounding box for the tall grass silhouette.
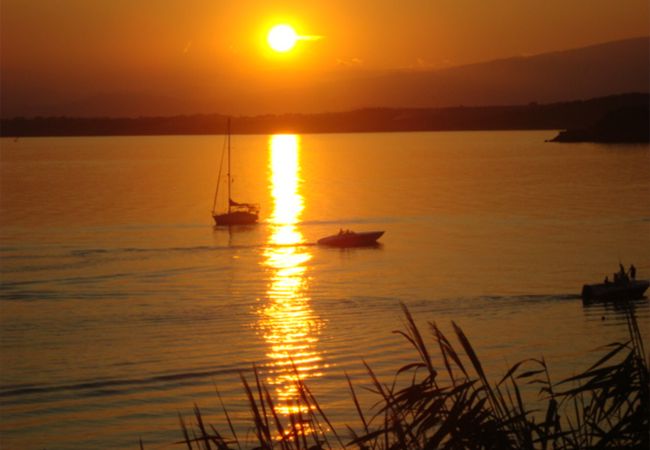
[169,303,648,449]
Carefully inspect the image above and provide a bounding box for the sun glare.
[259,134,325,419]
[267,24,298,52]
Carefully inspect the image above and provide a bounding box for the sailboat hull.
[213,211,259,226]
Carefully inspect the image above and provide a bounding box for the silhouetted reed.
[169,303,648,449]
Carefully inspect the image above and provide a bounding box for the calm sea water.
[1,131,649,449]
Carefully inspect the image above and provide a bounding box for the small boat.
[212,119,259,226]
[582,280,649,304]
[581,265,648,304]
[581,279,649,303]
[317,230,384,247]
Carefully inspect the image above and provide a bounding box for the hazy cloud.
[335,57,364,67]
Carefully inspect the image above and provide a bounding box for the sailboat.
[211,119,260,226]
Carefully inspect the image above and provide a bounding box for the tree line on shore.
[2,93,648,138]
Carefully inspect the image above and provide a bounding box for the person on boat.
[629,264,636,280]
[618,264,628,283]
[604,276,610,285]
[339,228,343,235]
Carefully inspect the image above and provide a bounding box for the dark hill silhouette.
[2,93,648,137]
[1,37,648,118]
[337,36,649,110]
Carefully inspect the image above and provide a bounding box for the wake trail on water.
[0,364,254,403]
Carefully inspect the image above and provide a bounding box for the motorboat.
[582,280,649,304]
[317,230,384,247]
[581,265,648,304]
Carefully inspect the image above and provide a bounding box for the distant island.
[1,93,648,138]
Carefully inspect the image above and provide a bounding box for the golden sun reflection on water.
[259,135,325,416]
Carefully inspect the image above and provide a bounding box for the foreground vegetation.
[168,304,648,450]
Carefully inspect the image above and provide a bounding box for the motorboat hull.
[581,279,649,304]
[317,231,384,247]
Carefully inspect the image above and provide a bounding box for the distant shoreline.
[1,93,648,138]
[549,104,650,143]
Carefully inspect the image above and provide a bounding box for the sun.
[267,24,298,52]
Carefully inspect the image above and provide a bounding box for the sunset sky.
[1,0,649,116]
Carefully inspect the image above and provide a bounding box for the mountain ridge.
[1,36,648,118]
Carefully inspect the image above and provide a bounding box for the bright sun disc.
[267,25,298,52]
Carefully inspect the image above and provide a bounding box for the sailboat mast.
[212,130,224,216]
[227,118,232,214]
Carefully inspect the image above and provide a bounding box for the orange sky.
[1,0,649,116]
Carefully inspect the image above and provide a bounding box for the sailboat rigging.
[212,119,260,226]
